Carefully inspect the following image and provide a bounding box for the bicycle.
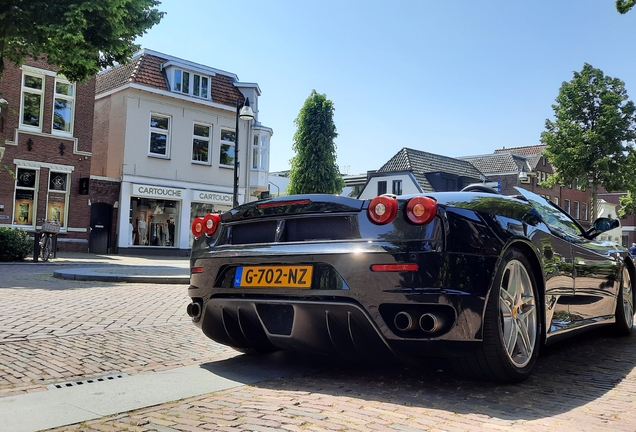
[39,220,60,262]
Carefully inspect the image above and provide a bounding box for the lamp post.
[233,97,254,208]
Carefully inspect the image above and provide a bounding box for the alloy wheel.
[622,267,634,329]
[499,259,537,368]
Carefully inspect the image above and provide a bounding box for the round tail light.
[406,196,437,225]
[191,217,205,238]
[368,195,398,224]
[203,213,220,236]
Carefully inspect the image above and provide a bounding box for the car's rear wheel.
[453,248,540,383]
[612,265,634,336]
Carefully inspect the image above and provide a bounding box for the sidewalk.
[1,252,191,284]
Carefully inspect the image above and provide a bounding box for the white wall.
[358,174,421,199]
[121,89,249,191]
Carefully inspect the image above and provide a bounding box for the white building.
[91,49,272,255]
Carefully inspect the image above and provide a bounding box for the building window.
[20,72,44,130]
[377,181,387,195]
[173,69,209,99]
[174,69,190,94]
[149,114,170,157]
[252,134,268,170]
[553,197,559,206]
[193,74,209,98]
[573,201,580,219]
[582,202,588,221]
[392,180,402,195]
[47,172,69,228]
[192,123,211,164]
[564,199,571,214]
[220,129,236,167]
[52,79,75,134]
[13,168,38,226]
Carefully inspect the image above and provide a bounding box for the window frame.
[51,78,75,135]
[191,122,212,165]
[13,167,39,227]
[564,199,571,214]
[582,202,588,221]
[219,128,236,168]
[149,113,171,159]
[573,201,580,219]
[251,134,268,170]
[392,179,402,195]
[46,171,70,230]
[20,71,45,131]
[172,68,210,100]
[377,181,387,195]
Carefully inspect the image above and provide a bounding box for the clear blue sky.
[136,0,636,175]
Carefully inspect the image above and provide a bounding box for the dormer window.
[172,68,209,99]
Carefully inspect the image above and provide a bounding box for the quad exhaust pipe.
[394,311,444,333]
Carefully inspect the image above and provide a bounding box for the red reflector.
[371,264,419,272]
[191,267,204,274]
[257,199,311,209]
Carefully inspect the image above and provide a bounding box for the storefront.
[117,181,235,254]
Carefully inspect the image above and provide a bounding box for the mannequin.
[138,217,147,245]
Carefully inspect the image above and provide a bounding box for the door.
[89,202,112,254]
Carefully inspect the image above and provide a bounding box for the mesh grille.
[256,304,294,335]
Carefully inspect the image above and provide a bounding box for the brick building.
[0,57,95,252]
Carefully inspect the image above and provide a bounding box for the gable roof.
[459,152,529,175]
[493,145,547,171]
[378,147,485,192]
[95,51,245,107]
[494,145,545,157]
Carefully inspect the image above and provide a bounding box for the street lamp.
[233,97,254,208]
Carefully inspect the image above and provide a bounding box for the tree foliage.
[541,63,636,218]
[287,90,345,195]
[0,0,164,82]
[616,0,636,13]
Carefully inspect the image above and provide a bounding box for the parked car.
[187,187,634,383]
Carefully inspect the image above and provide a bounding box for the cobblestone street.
[2,262,636,431]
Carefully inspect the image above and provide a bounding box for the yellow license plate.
[234,265,313,288]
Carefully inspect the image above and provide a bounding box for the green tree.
[619,151,636,217]
[0,0,164,83]
[617,0,636,13]
[541,63,636,220]
[287,90,345,195]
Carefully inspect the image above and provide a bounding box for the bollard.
[33,232,40,263]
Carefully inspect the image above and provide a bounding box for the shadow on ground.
[199,328,636,422]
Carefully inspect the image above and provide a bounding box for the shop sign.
[193,190,233,204]
[133,184,184,199]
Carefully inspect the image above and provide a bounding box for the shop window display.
[131,198,179,247]
[14,168,38,226]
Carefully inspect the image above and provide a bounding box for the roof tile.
[96,53,245,108]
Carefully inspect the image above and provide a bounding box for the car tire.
[612,265,634,337]
[453,248,540,383]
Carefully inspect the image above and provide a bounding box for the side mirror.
[586,217,620,239]
[593,217,620,232]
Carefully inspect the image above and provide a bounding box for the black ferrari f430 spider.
[187,186,634,383]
